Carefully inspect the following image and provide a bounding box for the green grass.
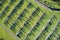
[0,25,16,40]
[0,0,60,40]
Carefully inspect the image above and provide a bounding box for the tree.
[52,0,60,2]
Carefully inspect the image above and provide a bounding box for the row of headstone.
[16,27,26,38]
[0,0,5,6]
[32,7,40,16]
[4,7,16,25]
[18,9,27,20]
[36,14,55,40]
[24,12,46,39]
[27,2,34,8]
[47,20,60,40]
[0,5,10,19]
[9,0,15,4]
[10,21,17,30]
